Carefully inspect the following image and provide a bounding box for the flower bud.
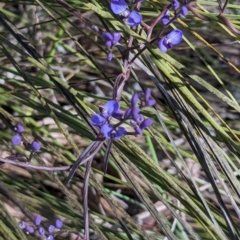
[15,123,25,134]
[55,219,63,228]
[31,140,41,151]
[48,225,55,233]
[34,215,42,225]
[11,134,22,145]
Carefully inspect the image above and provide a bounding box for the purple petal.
[107,52,113,61]
[110,0,128,15]
[15,123,24,134]
[146,99,156,107]
[144,88,156,106]
[180,6,188,17]
[103,100,120,116]
[112,32,121,45]
[124,108,132,119]
[134,126,142,135]
[90,114,106,126]
[131,107,140,120]
[101,32,113,42]
[38,227,45,236]
[101,124,113,139]
[55,219,63,228]
[115,127,127,140]
[25,225,34,234]
[144,88,151,101]
[11,134,22,145]
[106,40,113,49]
[161,10,170,25]
[131,93,139,107]
[112,110,123,119]
[167,29,183,45]
[136,114,144,124]
[127,11,142,27]
[172,0,180,10]
[34,215,42,225]
[161,15,170,25]
[31,141,41,151]
[48,225,55,233]
[158,38,168,53]
[140,118,153,129]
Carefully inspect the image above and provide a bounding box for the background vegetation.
[0,0,240,239]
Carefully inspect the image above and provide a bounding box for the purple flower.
[110,0,142,27]
[90,100,122,127]
[126,11,142,27]
[124,108,132,119]
[124,106,140,120]
[158,29,183,53]
[101,124,126,140]
[102,32,121,49]
[161,10,170,25]
[124,93,140,119]
[47,235,54,240]
[134,126,142,135]
[131,93,139,107]
[140,118,153,129]
[131,107,141,121]
[38,227,45,236]
[172,0,180,10]
[128,108,153,135]
[144,88,156,107]
[110,0,128,15]
[131,117,153,135]
[90,114,106,126]
[55,219,63,228]
[102,32,113,49]
[101,100,120,118]
[112,33,121,45]
[180,6,188,17]
[158,38,170,53]
[19,221,26,229]
[11,134,22,145]
[48,225,55,233]
[15,123,24,134]
[31,140,41,151]
[34,215,42,225]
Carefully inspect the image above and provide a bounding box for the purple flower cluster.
[110,0,143,27]
[90,88,155,140]
[11,123,24,145]
[11,123,41,151]
[102,0,145,61]
[19,215,63,239]
[101,32,121,61]
[158,0,189,53]
[161,0,188,26]
[102,32,121,49]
